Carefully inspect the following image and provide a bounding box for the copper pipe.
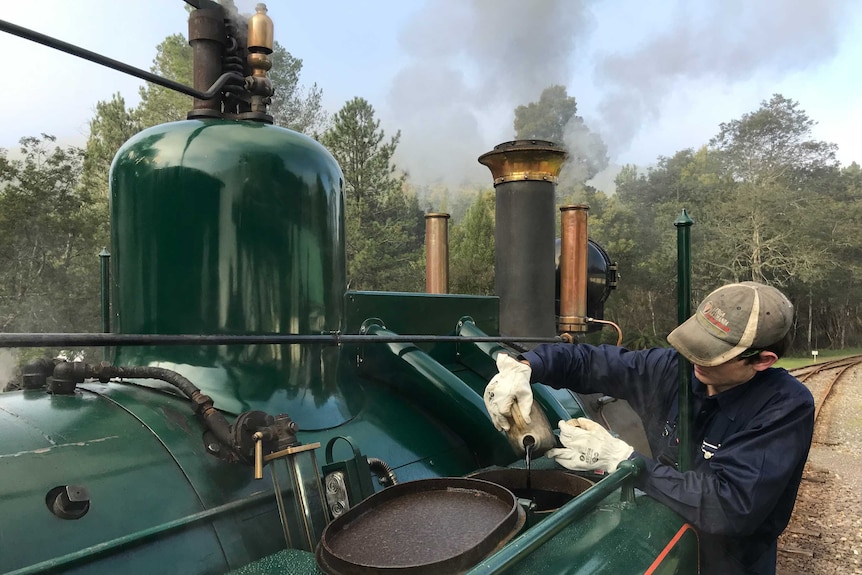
[558,205,589,333]
[586,318,623,345]
[425,212,450,294]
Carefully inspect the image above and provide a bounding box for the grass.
[775,347,862,370]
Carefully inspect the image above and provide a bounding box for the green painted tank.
[109,119,354,427]
[0,385,288,574]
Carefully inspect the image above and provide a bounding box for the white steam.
[593,0,854,158]
[386,0,596,186]
[384,0,854,186]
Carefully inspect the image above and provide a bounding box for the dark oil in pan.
[510,488,572,512]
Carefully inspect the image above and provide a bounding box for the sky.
[1,0,861,191]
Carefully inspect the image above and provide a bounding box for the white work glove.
[483,354,534,432]
[546,418,634,472]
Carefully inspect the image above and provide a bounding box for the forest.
[1,30,860,361]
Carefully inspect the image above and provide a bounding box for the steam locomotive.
[0,3,698,574]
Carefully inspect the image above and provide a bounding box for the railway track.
[777,355,862,574]
[790,354,862,419]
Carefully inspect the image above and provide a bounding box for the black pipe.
[0,19,243,100]
[51,361,234,450]
[95,364,233,450]
[0,333,562,348]
[22,358,56,389]
[188,4,227,117]
[94,365,199,397]
[99,248,111,333]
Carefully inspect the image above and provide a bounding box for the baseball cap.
[667,282,794,366]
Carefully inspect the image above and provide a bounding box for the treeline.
[415,92,862,354]
[420,90,862,354]
[1,29,860,359]
[580,95,862,353]
[0,36,321,333]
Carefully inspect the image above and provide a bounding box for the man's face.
[693,351,778,395]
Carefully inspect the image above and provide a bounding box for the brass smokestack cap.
[477,140,567,186]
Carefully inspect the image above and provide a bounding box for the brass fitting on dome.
[247,3,274,53]
[242,3,275,121]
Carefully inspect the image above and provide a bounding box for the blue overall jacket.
[521,343,815,575]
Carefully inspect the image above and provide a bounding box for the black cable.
[0,19,242,100]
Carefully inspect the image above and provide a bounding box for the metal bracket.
[356,318,386,366]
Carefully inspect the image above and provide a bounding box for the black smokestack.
[478,140,566,341]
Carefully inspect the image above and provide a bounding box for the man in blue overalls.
[485,281,815,575]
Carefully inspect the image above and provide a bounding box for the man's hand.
[546,418,634,472]
[483,354,533,431]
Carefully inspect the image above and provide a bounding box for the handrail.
[359,321,513,463]
[3,492,274,575]
[0,332,561,348]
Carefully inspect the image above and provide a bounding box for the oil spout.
[503,399,556,458]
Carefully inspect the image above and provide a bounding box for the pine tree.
[321,98,423,291]
[449,191,496,295]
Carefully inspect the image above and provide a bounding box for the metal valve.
[253,431,264,479]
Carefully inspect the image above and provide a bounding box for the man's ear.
[752,351,779,371]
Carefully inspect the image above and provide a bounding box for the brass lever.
[253,431,264,479]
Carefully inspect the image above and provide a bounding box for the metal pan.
[470,468,594,521]
[315,477,525,575]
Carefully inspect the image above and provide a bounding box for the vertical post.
[99,248,111,333]
[425,213,450,294]
[674,210,693,472]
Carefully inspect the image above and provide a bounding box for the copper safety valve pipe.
[425,212,450,294]
[558,204,589,334]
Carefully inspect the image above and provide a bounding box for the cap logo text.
[701,301,731,333]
